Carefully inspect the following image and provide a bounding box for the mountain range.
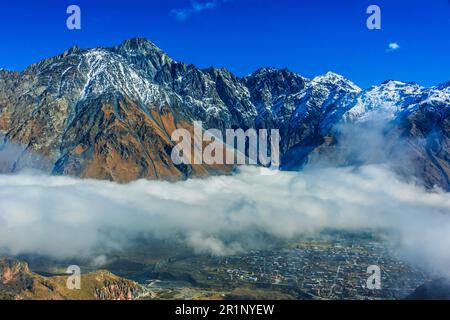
[0,38,449,189]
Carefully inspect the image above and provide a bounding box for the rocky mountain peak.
[437,81,450,91]
[248,67,307,82]
[63,45,83,57]
[205,67,237,81]
[312,72,361,93]
[377,80,422,92]
[115,37,164,53]
[244,67,308,101]
[111,38,173,80]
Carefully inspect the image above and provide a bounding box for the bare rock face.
[0,257,52,300]
[0,38,449,189]
[404,94,450,190]
[94,275,141,300]
[0,257,32,287]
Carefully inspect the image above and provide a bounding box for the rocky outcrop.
[0,257,34,296]
[94,276,141,300]
[0,257,144,300]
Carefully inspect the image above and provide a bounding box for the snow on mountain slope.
[311,72,361,93]
[79,49,175,107]
[344,81,424,122]
[0,38,448,189]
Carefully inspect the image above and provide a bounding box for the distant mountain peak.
[379,79,420,88]
[63,45,83,57]
[253,67,282,74]
[250,67,305,79]
[113,38,171,62]
[312,72,361,93]
[110,37,174,79]
[437,81,450,90]
[117,37,161,51]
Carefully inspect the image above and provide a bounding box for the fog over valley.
[0,165,449,277]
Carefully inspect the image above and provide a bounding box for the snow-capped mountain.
[0,38,449,189]
[344,80,424,122]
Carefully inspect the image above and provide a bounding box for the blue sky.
[0,0,449,88]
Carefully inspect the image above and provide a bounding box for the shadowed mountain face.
[0,38,449,189]
[407,278,450,300]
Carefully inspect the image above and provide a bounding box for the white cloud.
[171,0,224,21]
[0,165,450,276]
[387,42,400,51]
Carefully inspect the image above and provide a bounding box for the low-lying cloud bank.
[0,166,450,275]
